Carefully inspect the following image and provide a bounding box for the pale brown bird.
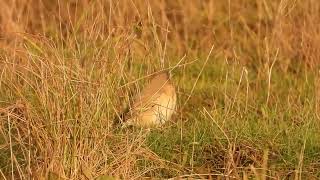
[122,72,177,128]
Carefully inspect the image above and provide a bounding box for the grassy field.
[1,0,320,179]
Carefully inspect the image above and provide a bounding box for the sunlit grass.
[0,0,320,179]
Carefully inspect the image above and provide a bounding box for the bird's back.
[123,71,176,128]
[132,72,170,109]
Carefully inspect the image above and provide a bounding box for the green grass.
[142,59,320,177]
[1,47,320,178]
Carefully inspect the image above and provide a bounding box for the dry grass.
[1,0,320,179]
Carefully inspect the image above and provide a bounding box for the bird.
[122,71,177,128]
